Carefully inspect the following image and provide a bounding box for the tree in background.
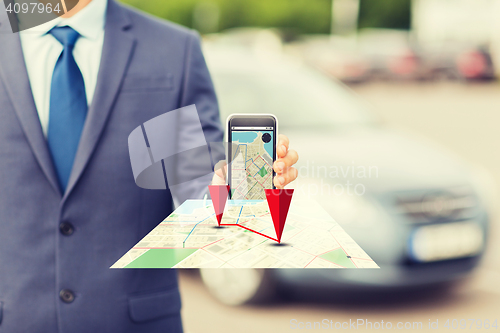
[120,0,411,34]
[358,0,411,30]
[120,0,331,34]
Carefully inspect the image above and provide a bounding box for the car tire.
[200,268,276,305]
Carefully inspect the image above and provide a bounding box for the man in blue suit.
[0,0,299,332]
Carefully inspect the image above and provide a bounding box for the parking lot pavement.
[179,269,500,333]
[179,82,500,333]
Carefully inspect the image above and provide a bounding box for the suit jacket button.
[59,289,75,303]
[59,222,74,236]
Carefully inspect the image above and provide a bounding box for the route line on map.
[219,223,279,242]
[233,142,272,200]
[216,203,278,241]
[235,206,243,224]
[183,214,214,245]
[254,165,265,177]
[245,169,267,190]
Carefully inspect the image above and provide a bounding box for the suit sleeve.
[169,32,225,205]
[180,31,224,147]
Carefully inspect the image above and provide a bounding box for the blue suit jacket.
[0,1,223,332]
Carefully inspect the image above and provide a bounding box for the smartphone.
[227,114,277,200]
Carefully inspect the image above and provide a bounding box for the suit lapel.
[0,19,61,196]
[63,0,136,200]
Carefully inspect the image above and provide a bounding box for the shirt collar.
[21,0,107,40]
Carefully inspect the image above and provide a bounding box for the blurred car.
[357,29,429,81]
[288,35,371,84]
[290,29,431,83]
[412,0,499,81]
[205,28,285,57]
[455,46,495,80]
[199,43,492,305]
[420,41,496,81]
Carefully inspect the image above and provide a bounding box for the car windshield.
[210,59,376,129]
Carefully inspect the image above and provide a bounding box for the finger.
[277,134,289,158]
[214,160,227,177]
[273,167,298,189]
[274,149,298,173]
[212,160,227,185]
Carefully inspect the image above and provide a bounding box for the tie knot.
[50,26,80,47]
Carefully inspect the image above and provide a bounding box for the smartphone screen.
[228,115,277,200]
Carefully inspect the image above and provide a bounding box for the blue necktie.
[48,26,88,192]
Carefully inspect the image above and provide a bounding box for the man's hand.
[211,160,228,186]
[272,134,299,188]
[211,134,299,189]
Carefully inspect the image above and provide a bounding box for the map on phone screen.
[230,129,274,200]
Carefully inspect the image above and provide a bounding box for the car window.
[212,65,375,129]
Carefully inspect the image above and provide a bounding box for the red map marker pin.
[265,189,294,243]
[208,185,230,226]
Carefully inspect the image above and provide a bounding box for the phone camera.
[262,133,271,143]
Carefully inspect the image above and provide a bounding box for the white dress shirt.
[19,0,107,137]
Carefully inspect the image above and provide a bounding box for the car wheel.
[200,268,275,305]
